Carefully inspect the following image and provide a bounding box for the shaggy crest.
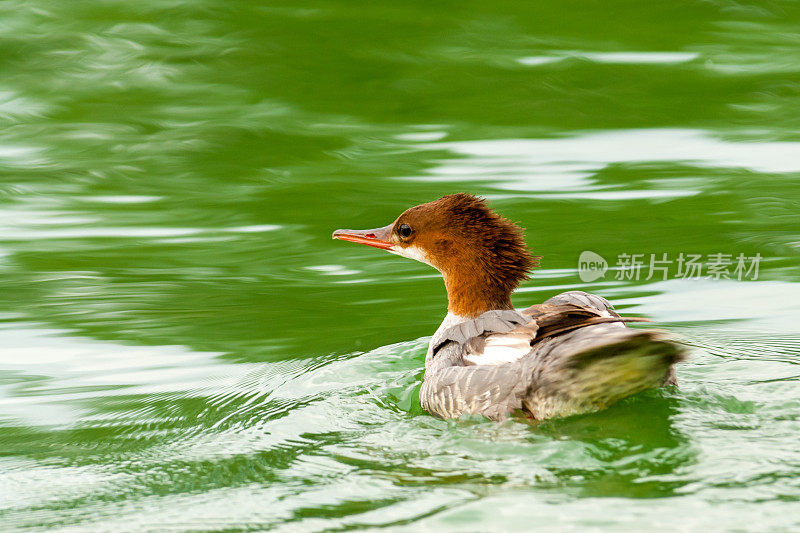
[396,194,539,316]
[433,193,537,281]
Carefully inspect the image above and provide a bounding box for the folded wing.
[420,291,686,420]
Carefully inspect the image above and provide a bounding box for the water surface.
[1,1,800,531]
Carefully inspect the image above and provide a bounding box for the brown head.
[332,194,538,317]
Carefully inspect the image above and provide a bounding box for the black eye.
[398,223,412,238]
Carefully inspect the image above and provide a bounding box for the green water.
[1,0,800,530]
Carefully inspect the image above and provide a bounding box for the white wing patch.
[463,332,532,366]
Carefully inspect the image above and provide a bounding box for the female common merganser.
[333,194,684,421]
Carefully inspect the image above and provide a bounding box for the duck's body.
[421,291,679,420]
[334,194,684,421]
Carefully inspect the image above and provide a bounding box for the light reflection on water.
[407,129,800,193]
[1,0,800,530]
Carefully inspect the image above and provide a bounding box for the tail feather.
[523,325,686,420]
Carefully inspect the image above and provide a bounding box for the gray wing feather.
[543,290,620,317]
[419,291,686,421]
[421,351,530,420]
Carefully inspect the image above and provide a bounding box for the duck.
[333,193,685,421]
